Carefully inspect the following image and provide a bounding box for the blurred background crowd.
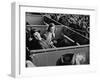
[44,13,90,38]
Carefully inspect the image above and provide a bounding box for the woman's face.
[33,32,42,40]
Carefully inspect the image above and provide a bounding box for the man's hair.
[47,23,55,32]
[56,53,74,65]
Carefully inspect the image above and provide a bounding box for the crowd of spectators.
[47,13,90,38]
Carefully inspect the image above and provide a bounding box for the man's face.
[33,32,42,40]
[50,26,55,32]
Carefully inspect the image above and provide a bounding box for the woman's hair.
[47,23,55,32]
[30,29,40,39]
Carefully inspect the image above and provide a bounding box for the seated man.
[42,23,57,47]
[27,29,55,50]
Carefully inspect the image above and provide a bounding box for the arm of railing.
[30,44,89,55]
[63,34,80,46]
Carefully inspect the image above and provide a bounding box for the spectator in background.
[56,53,86,66]
[72,53,86,65]
[56,54,74,65]
[50,14,58,21]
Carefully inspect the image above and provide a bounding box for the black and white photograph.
[25,12,90,67]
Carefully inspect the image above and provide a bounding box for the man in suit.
[42,23,56,48]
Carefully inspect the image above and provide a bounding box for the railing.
[30,45,89,54]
